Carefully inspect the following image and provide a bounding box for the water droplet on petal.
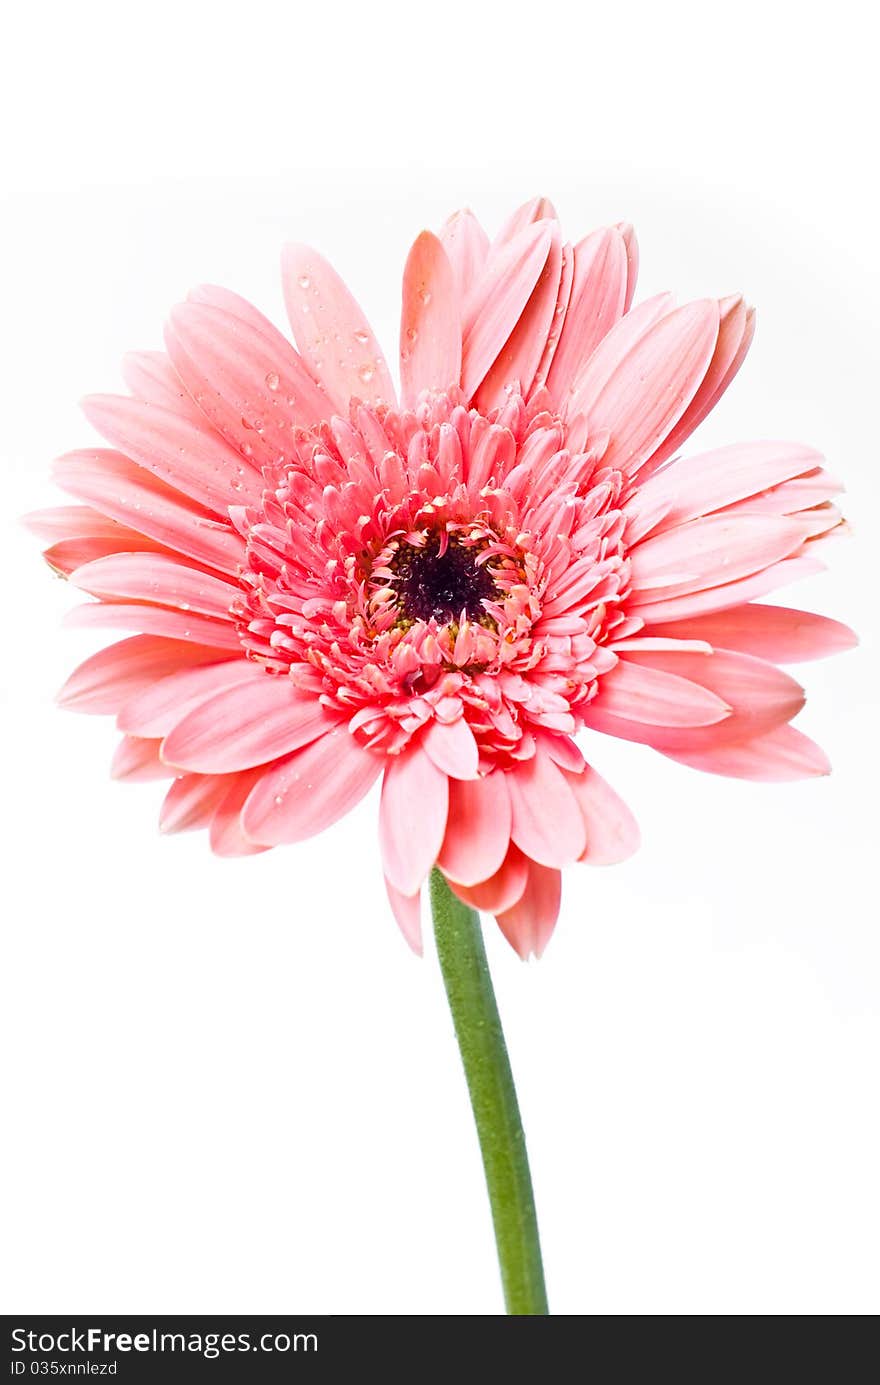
[358,364,375,385]
[419,289,432,306]
[265,371,280,391]
[297,274,311,290]
[353,330,370,345]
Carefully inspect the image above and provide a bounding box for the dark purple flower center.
[394,535,497,626]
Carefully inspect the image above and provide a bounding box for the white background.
[2,0,877,1315]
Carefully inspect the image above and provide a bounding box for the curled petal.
[160,773,232,833]
[384,878,423,956]
[111,736,173,782]
[545,226,629,403]
[476,222,563,410]
[461,221,554,397]
[447,844,529,914]
[495,863,562,959]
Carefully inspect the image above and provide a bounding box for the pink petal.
[24,505,119,544]
[563,766,641,865]
[618,221,639,311]
[399,231,462,405]
[379,748,449,895]
[447,844,529,914]
[242,728,382,847]
[460,221,554,398]
[70,552,239,619]
[609,636,714,654]
[58,635,231,715]
[43,530,166,577]
[81,394,263,514]
[720,469,842,516]
[644,294,754,469]
[446,842,529,919]
[629,514,809,603]
[384,878,423,956]
[573,300,721,476]
[121,350,206,423]
[281,244,396,412]
[631,555,825,625]
[662,724,831,781]
[210,770,270,857]
[583,649,805,752]
[475,221,563,410]
[507,751,586,867]
[741,501,841,539]
[439,208,490,300]
[531,239,574,392]
[65,601,241,650]
[625,441,827,537]
[421,715,480,780]
[111,736,173,781]
[161,678,339,773]
[436,772,512,886]
[564,292,675,416]
[495,862,562,959]
[53,449,245,575]
[491,197,558,248]
[598,657,732,726]
[118,659,258,736]
[646,604,858,664]
[538,731,586,773]
[160,773,231,833]
[165,298,330,460]
[545,226,629,403]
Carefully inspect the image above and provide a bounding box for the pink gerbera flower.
[35,197,854,958]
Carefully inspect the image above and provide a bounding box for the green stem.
[429,868,548,1316]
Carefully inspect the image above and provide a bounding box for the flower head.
[35,198,855,956]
